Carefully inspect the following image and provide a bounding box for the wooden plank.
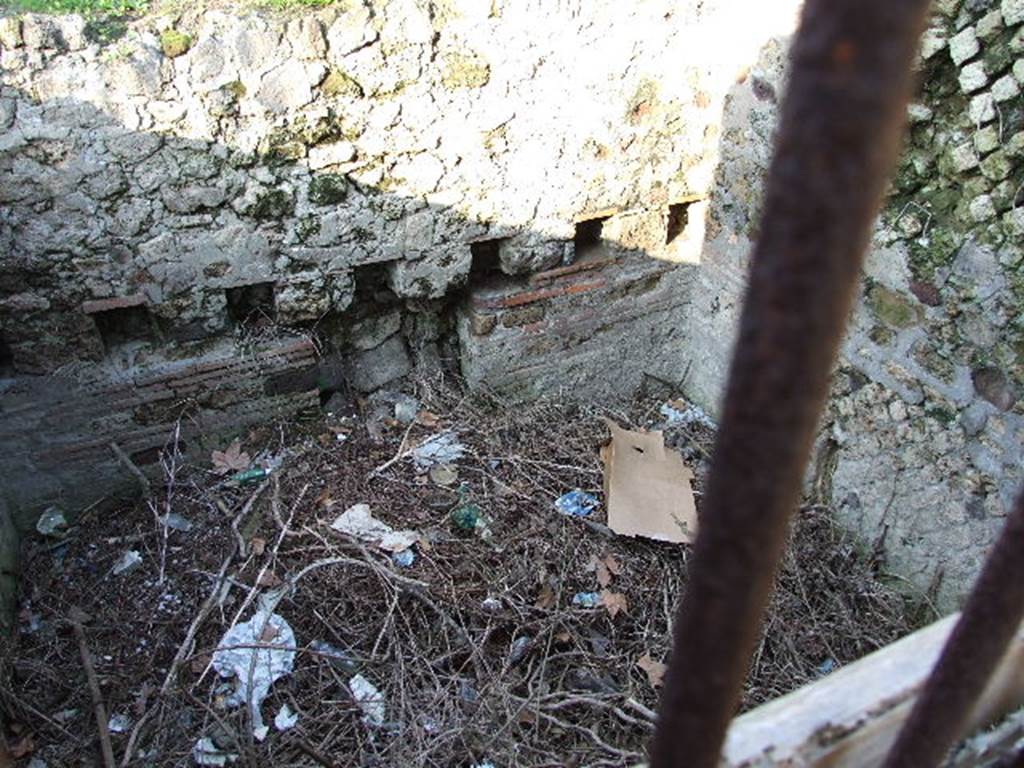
[720,614,1024,767]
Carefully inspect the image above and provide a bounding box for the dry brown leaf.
[134,682,155,716]
[416,410,441,427]
[554,629,572,643]
[250,537,267,556]
[602,553,623,576]
[517,709,538,725]
[260,624,279,642]
[600,590,628,618]
[315,488,334,508]
[9,735,34,759]
[257,570,282,588]
[535,584,556,610]
[211,440,251,475]
[637,653,667,688]
[595,560,612,588]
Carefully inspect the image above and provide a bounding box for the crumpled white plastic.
[411,432,466,469]
[349,674,386,727]
[192,737,238,766]
[212,598,296,737]
[330,504,418,553]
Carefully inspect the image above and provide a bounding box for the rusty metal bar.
[648,1,933,766]
[882,489,1024,768]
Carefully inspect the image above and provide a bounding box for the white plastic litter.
[112,550,142,575]
[393,395,420,424]
[107,713,131,733]
[212,598,296,737]
[660,401,716,429]
[411,432,466,469]
[36,507,67,536]
[330,503,418,555]
[331,503,390,540]
[192,737,238,766]
[274,703,299,731]
[349,674,386,727]
[160,513,194,532]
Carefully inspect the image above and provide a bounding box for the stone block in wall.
[349,335,412,393]
[387,247,471,299]
[276,270,354,323]
[959,61,990,92]
[498,236,566,275]
[949,26,980,64]
[350,309,402,351]
[1004,0,1024,26]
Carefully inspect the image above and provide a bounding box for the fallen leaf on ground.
[250,537,267,556]
[595,560,612,587]
[601,554,623,576]
[9,735,34,759]
[535,584,556,609]
[600,590,628,618]
[134,682,155,716]
[260,624,280,642]
[257,570,282,588]
[211,440,251,475]
[416,410,441,427]
[637,653,667,688]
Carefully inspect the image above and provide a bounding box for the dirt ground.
[1,377,931,767]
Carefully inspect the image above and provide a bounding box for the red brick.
[529,257,616,285]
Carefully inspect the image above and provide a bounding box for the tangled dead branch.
[1,381,927,767]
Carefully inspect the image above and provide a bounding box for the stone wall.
[0,0,803,525]
[683,0,1024,610]
[1,0,1018,610]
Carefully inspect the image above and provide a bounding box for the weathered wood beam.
[721,614,1024,767]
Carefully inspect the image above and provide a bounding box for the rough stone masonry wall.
[2,0,1018,612]
[0,0,803,527]
[684,0,1024,610]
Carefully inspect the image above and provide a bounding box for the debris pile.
[1,382,928,767]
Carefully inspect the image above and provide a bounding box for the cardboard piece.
[600,419,698,544]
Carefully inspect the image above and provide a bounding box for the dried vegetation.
[1,377,929,767]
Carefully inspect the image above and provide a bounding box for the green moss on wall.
[160,29,192,58]
[308,174,348,205]
[250,189,295,220]
[867,283,924,328]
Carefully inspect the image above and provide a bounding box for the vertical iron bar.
[882,489,1024,768]
[649,1,932,766]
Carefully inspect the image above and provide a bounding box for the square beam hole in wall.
[0,332,13,375]
[469,237,507,281]
[354,263,397,305]
[226,282,276,325]
[574,214,611,258]
[666,201,695,245]
[88,301,156,350]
